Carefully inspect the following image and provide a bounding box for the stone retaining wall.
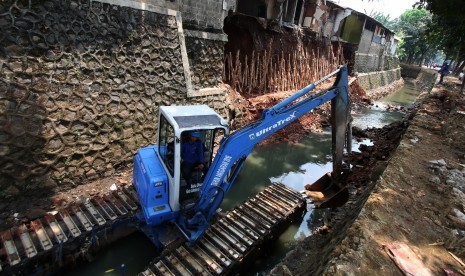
[356,68,402,90]
[0,0,229,198]
[354,53,399,74]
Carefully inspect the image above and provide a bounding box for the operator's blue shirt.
[181,140,204,164]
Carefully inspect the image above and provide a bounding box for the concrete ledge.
[93,0,178,16]
[189,87,227,97]
[185,30,228,42]
[356,68,400,77]
[357,68,401,90]
[355,53,378,57]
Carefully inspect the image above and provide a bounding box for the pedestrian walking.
[438,62,449,84]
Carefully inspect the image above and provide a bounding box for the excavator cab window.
[158,115,175,177]
[179,128,225,209]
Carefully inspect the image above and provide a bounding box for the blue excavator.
[133,66,351,244]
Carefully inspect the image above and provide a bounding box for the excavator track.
[0,185,140,274]
[0,183,305,275]
[140,183,306,276]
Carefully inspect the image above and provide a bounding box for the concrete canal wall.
[356,68,402,90]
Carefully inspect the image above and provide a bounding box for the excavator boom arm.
[177,66,351,242]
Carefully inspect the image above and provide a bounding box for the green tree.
[369,11,397,31]
[416,0,465,91]
[395,9,432,64]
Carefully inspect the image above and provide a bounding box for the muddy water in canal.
[68,81,421,275]
[352,80,419,129]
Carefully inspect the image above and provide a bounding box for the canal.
[68,80,421,275]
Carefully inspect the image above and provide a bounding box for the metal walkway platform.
[0,186,140,274]
[0,183,305,275]
[140,183,306,276]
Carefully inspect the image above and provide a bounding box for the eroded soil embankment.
[271,72,465,276]
[225,76,404,147]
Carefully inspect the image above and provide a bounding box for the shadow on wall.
[0,81,51,203]
[0,0,186,205]
[400,63,422,78]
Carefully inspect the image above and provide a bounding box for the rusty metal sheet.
[217,219,253,246]
[225,214,259,240]
[211,224,247,253]
[1,230,21,266]
[262,189,294,209]
[204,229,240,260]
[250,198,283,220]
[273,183,303,202]
[243,202,276,224]
[140,268,156,276]
[44,214,68,243]
[176,246,211,276]
[123,185,140,204]
[17,225,37,258]
[198,237,231,267]
[104,193,128,216]
[230,210,266,235]
[83,201,106,226]
[237,205,272,229]
[30,219,53,251]
[190,245,223,274]
[165,253,194,276]
[70,205,93,231]
[92,196,117,220]
[58,209,81,237]
[153,260,176,276]
[267,185,301,204]
[114,190,138,211]
[256,194,288,215]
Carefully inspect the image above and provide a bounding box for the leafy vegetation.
[368,0,465,75]
[415,0,465,75]
[371,8,440,66]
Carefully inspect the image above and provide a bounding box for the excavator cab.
[133,105,228,227]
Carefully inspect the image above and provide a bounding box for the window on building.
[329,8,337,21]
[237,0,266,18]
[294,0,304,24]
[364,19,375,32]
[372,26,382,44]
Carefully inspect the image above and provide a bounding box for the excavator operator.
[181,131,205,183]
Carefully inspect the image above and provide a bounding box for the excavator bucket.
[304,65,351,209]
[304,173,349,208]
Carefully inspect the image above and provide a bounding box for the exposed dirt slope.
[322,76,465,276]
[268,72,465,276]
